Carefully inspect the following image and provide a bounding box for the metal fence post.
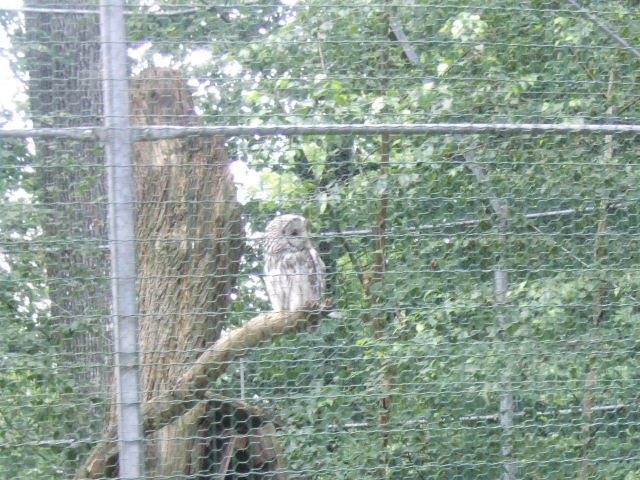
[100,1,144,478]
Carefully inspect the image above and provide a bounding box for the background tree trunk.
[23,0,111,445]
[130,68,243,478]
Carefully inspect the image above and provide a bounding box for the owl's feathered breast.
[263,229,326,312]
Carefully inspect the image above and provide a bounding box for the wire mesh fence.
[1,1,640,479]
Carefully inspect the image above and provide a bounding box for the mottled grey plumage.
[263,214,326,312]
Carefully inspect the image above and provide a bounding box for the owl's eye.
[290,230,299,236]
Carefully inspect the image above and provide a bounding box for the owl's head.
[265,214,311,251]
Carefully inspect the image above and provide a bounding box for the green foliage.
[0,126,101,478]
[5,0,640,478]
[166,1,640,478]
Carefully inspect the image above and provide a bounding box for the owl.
[263,214,326,312]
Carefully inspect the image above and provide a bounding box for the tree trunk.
[23,0,111,444]
[130,68,243,478]
[75,308,324,479]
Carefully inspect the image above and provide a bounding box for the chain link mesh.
[1,1,639,479]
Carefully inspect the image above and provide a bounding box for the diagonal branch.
[463,152,507,219]
[566,0,640,60]
[75,307,327,479]
[388,13,422,67]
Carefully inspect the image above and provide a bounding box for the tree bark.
[129,68,243,478]
[23,0,111,444]
[75,308,322,479]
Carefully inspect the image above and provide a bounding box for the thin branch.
[327,204,366,289]
[617,94,640,115]
[464,151,515,480]
[388,13,422,67]
[566,0,640,61]
[463,153,505,217]
[372,133,392,478]
[568,46,599,85]
[580,68,616,479]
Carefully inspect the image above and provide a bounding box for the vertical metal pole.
[100,1,144,478]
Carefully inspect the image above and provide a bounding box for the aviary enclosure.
[1,1,640,479]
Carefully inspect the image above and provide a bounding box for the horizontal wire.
[3,122,640,140]
[0,3,629,16]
